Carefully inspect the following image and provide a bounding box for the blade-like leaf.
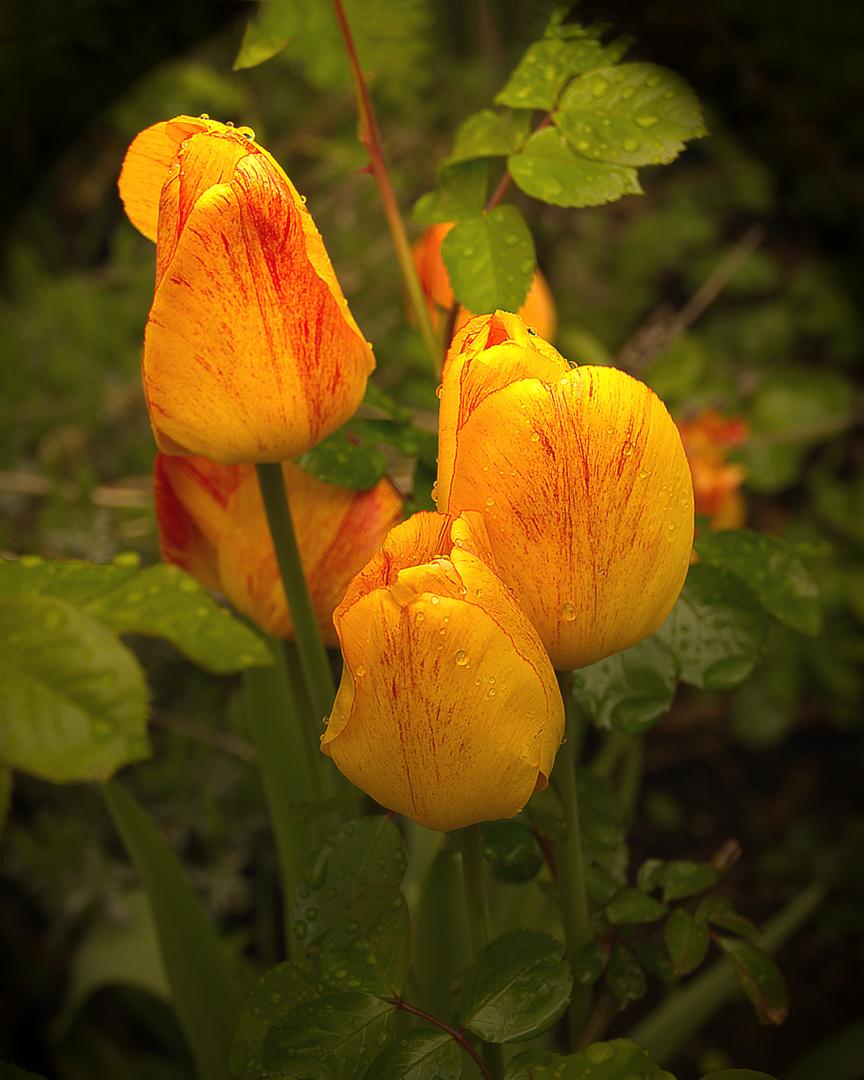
[440,206,535,316]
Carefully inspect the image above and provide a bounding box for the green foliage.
[296,428,390,490]
[440,205,535,315]
[529,1038,675,1079]
[715,936,788,1026]
[360,1027,462,1080]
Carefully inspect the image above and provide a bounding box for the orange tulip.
[321,511,565,831]
[411,222,557,341]
[119,115,375,464]
[437,312,694,670]
[153,453,403,646]
[677,409,748,531]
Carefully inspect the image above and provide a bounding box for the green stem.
[255,463,335,724]
[628,879,827,1064]
[332,0,440,377]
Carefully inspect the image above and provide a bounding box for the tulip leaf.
[294,816,408,952]
[665,909,711,976]
[449,108,533,162]
[362,1027,462,1080]
[655,563,768,690]
[297,427,390,490]
[440,206,535,316]
[694,530,822,636]
[508,127,642,208]
[660,860,718,902]
[0,593,149,783]
[261,991,396,1079]
[495,34,628,111]
[607,943,647,1003]
[459,928,573,1043]
[606,886,667,925]
[230,961,332,1080]
[528,1039,675,1079]
[715,936,789,1026]
[412,158,490,224]
[321,893,411,998]
[572,635,678,735]
[553,63,706,169]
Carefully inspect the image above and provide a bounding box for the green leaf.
[531,1039,674,1080]
[230,962,333,1080]
[715,937,788,1026]
[361,1027,461,1080]
[0,552,140,603]
[554,63,705,168]
[572,636,678,735]
[607,886,667,925]
[102,780,241,1080]
[696,895,760,938]
[412,158,489,224]
[660,860,718,902]
[294,817,408,951]
[701,1072,779,1080]
[440,206,535,316]
[234,0,301,69]
[496,36,628,110]
[665,909,711,975]
[607,943,646,1003]
[261,992,395,1079]
[632,939,676,984]
[694,530,822,636]
[349,418,438,469]
[636,858,664,894]
[450,108,532,162]
[576,770,629,904]
[508,128,642,208]
[504,1050,560,1079]
[0,594,149,783]
[296,427,389,491]
[655,563,768,690]
[321,893,411,997]
[459,928,573,1043]
[573,939,608,986]
[482,818,542,884]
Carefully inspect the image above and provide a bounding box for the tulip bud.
[411,222,557,342]
[119,116,375,465]
[437,312,694,670]
[154,453,403,646]
[321,511,565,831]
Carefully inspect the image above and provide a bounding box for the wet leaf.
[606,887,667,925]
[362,1026,461,1080]
[665,909,711,975]
[441,206,535,316]
[530,1039,674,1079]
[321,894,411,997]
[496,36,627,110]
[412,159,489,224]
[508,128,641,208]
[449,108,532,162]
[716,937,789,1026]
[607,943,646,1003]
[572,635,678,735]
[660,860,718,902]
[296,428,389,491]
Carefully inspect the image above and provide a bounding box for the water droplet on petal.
[455,650,469,666]
[562,601,577,622]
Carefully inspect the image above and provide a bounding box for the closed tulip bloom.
[119,115,375,464]
[412,222,557,342]
[320,511,565,832]
[154,453,403,646]
[437,312,694,670]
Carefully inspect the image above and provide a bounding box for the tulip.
[411,222,557,342]
[119,115,375,464]
[153,452,403,646]
[677,409,748,531]
[437,312,694,671]
[320,511,565,831]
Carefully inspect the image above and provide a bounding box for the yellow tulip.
[320,511,565,831]
[437,312,694,670]
[154,453,403,646]
[119,116,375,464]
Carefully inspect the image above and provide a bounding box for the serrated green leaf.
[716,937,788,1026]
[0,553,141,603]
[440,206,535,316]
[321,894,410,997]
[495,36,627,110]
[449,108,532,162]
[361,1026,461,1080]
[230,962,332,1080]
[504,1050,561,1079]
[294,817,408,952]
[297,427,389,490]
[660,860,718,902]
[460,928,573,1043]
[349,418,438,468]
[412,158,489,224]
[531,1039,674,1080]
[607,943,646,1003]
[261,992,396,1079]
[655,563,768,690]
[554,63,705,168]
[696,896,761,938]
[665,909,711,975]
[572,636,678,735]
[695,530,822,636]
[509,128,642,208]
[607,886,667,925]
[0,594,149,783]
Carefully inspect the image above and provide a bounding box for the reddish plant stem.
[388,998,495,1080]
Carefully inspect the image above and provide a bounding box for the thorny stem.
[331,0,440,377]
[389,998,495,1080]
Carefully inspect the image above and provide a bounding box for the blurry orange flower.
[677,409,748,530]
[119,115,375,464]
[412,222,557,341]
[154,453,402,645]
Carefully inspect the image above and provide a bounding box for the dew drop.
[527,326,538,336]
[455,650,469,666]
[430,595,440,605]
[622,137,639,153]
[586,1042,615,1064]
[530,431,541,442]
[355,663,367,677]
[416,611,425,622]
[638,468,649,479]
[622,440,634,456]
[484,495,494,507]
[562,601,577,622]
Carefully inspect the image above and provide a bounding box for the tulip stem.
[255,463,336,726]
[332,0,441,378]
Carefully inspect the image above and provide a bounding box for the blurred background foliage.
[1,0,863,1078]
